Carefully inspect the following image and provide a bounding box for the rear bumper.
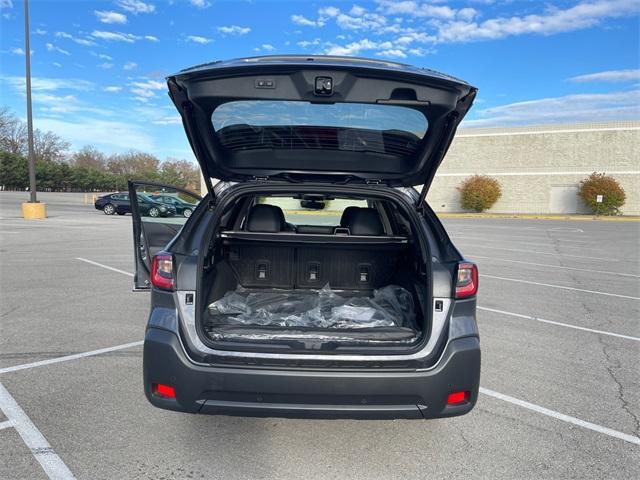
[143,327,480,419]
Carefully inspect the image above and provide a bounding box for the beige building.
[428,121,640,215]
[202,121,639,215]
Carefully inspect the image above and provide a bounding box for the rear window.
[259,196,368,227]
[212,101,428,157]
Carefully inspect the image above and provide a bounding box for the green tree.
[457,175,502,213]
[0,151,29,189]
[579,172,626,215]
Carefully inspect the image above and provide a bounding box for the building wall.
[427,122,640,215]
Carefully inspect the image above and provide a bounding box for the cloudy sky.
[1,0,639,161]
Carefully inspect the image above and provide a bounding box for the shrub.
[458,175,502,212]
[579,172,626,215]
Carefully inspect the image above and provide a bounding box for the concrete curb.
[436,213,640,222]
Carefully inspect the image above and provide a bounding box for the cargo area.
[199,195,431,352]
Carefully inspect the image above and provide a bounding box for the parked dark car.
[149,194,198,218]
[130,56,480,420]
[95,192,176,217]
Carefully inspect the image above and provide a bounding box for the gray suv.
[129,56,480,419]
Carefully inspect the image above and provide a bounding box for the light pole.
[21,0,46,218]
[24,0,36,202]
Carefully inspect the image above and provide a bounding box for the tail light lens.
[154,383,176,398]
[151,253,174,290]
[456,262,478,299]
[447,391,470,405]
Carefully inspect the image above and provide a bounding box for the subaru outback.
[129,55,480,419]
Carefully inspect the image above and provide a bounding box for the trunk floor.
[205,285,419,345]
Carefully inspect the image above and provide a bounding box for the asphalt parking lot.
[0,191,638,479]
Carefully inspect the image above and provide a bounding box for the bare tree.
[33,129,70,162]
[70,145,107,170]
[0,107,27,155]
[107,151,160,178]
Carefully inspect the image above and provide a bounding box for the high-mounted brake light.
[154,383,176,398]
[151,253,174,290]
[455,262,478,299]
[447,391,469,405]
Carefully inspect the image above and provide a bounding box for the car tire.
[183,208,192,218]
[103,203,115,215]
[117,212,126,216]
[148,207,160,218]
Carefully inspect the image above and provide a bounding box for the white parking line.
[452,235,605,252]
[480,387,640,446]
[0,419,14,430]
[0,341,144,375]
[448,231,594,244]
[482,274,640,300]
[75,257,134,277]
[0,382,76,479]
[478,306,640,341]
[470,255,640,278]
[455,242,620,261]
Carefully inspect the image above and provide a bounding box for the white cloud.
[435,0,640,43]
[217,25,251,35]
[73,38,97,47]
[104,86,123,92]
[129,78,166,99]
[291,14,323,27]
[52,62,62,68]
[568,69,640,83]
[324,38,378,56]
[144,35,159,42]
[116,0,155,14]
[91,30,139,43]
[190,0,210,8]
[254,44,276,52]
[54,31,96,47]
[0,0,13,8]
[35,28,47,35]
[297,38,321,48]
[37,116,156,152]
[98,62,114,69]
[464,90,640,128]
[2,75,94,92]
[123,61,138,70]
[10,47,24,55]
[46,43,71,55]
[94,53,113,60]
[95,10,128,24]
[186,35,212,44]
[377,49,407,59]
[152,115,182,125]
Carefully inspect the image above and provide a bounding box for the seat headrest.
[246,204,286,232]
[345,208,384,236]
[339,206,361,227]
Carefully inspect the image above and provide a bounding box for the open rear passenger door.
[128,181,201,290]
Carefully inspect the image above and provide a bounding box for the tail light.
[447,391,470,405]
[154,383,176,398]
[456,262,478,299]
[151,253,174,290]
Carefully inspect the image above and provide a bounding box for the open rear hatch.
[167,55,477,195]
[165,55,476,354]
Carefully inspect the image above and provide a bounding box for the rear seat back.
[225,206,402,290]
